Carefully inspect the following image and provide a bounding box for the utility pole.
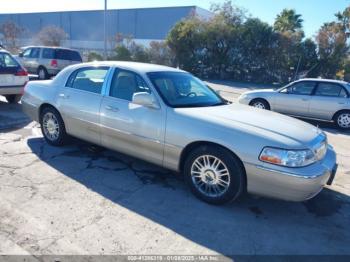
[104,0,107,60]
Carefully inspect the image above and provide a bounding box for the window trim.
[65,66,110,95]
[313,82,349,98]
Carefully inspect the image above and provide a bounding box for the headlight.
[259,147,316,167]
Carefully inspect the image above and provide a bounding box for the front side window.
[147,71,224,107]
[22,48,32,58]
[315,83,347,97]
[30,48,40,58]
[287,82,315,95]
[67,67,109,94]
[109,69,151,101]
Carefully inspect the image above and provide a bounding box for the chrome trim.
[255,165,326,179]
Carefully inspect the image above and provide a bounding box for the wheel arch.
[179,141,247,187]
[332,109,350,121]
[249,97,270,107]
[38,103,60,120]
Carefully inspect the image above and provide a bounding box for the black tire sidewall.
[40,107,67,146]
[184,145,245,205]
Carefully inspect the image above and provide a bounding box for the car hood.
[176,103,323,148]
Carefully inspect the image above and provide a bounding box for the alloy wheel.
[190,155,231,198]
[42,112,60,141]
[337,113,350,128]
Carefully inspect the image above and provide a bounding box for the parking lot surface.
[0,84,350,256]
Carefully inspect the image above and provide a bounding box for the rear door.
[273,81,316,117]
[56,66,110,145]
[309,82,349,120]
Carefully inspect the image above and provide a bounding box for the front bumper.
[245,146,337,201]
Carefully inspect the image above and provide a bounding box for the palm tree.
[274,9,304,32]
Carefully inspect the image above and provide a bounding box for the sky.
[0,0,349,38]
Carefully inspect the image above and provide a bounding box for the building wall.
[0,6,210,51]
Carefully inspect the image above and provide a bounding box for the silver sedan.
[22,62,337,204]
[238,79,350,129]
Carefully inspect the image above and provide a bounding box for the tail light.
[15,68,28,76]
[51,59,58,67]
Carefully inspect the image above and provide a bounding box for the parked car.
[238,79,350,130]
[16,46,82,80]
[0,49,29,103]
[22,62,337,204]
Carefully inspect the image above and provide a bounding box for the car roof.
[68,61,185,74]
[296,78,349,85]
[20,46,79,51]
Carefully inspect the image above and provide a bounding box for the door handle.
[58,93,70,99]
[301,98,309,101]
[338,102,345,105]
[105,105,119,112]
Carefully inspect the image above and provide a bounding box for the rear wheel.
[334,111,350,130]
[249,98,270,110]
[184,145,245,205]
[38,67,48,80]
[5,94,21,104]
[40,107,68,146]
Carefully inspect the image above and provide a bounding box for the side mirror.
[18,53,23,58]
[132,92,159,109]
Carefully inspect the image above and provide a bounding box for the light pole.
[104,0,107,60]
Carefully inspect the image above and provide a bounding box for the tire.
[184,145,245,205]
[5,94,21,104]
[249,98,270,110]
[334,110,350,130]
[38,67,48,80]
[40,107,68,146]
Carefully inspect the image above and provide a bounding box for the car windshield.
[147,71,225,108]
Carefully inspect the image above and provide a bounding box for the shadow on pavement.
[0,99,30,131]
[27,137,350,255]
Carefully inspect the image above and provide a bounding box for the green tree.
[274,9,304,33]
[147,41,174,66]
[316,21,348,78]
[110,45,132,61]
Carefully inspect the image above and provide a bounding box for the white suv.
[0,49,29,103]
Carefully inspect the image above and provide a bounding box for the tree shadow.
[26,137,350,255]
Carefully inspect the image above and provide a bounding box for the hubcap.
[190,155,230,197]
[337,113,350,128]
[253,101,265,109]
[42,112,60,141]
[39,69,45,79]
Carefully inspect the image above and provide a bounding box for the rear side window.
[0,52,19,69]
[288,82,315,95]
[315,83,347,97]
[56,49,70,60]
[30,48,40,58]
[42,48,55,59]
[66,67,109,94]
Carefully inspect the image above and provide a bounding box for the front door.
[100,68,166,165]
[56,66,110,145]
[274,81,316,117]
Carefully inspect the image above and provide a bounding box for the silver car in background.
[16,46,82,80]
[238,79,350,129]
[22,62,337,204]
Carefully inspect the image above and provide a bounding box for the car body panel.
[21,63,337,202]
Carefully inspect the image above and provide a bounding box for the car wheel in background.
[334,111,350,130]
[40,107,68,146]
[249,99,270,110]
[184,145,245,205]
[5,95,22,104]
[38,67,48,80]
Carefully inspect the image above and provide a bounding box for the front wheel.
[40,107,68,146]
[334,111,350,130]
[5,94,21,104]
[249,99,270,110]
[184,145,245,205]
